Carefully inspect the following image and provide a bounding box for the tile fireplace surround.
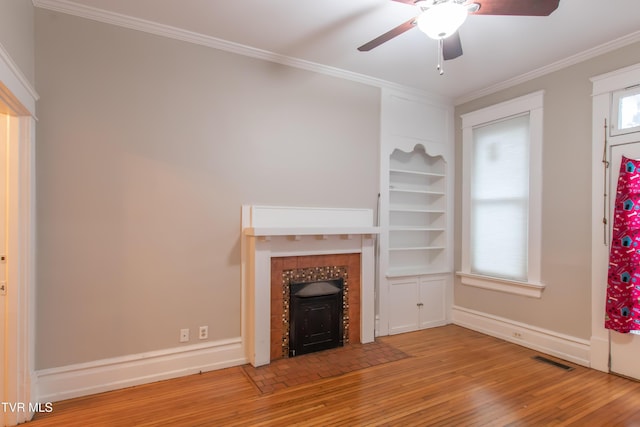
[241,205,379,367]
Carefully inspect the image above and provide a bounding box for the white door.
[418,277,446,329]
[388,277,420,335]
[608,142,640,379]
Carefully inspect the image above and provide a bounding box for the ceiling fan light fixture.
[417,2,468,40]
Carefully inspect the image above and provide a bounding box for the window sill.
[456,272,545,298]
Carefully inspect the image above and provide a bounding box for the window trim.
[458,91,545,298]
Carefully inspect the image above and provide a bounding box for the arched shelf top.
[392,144,446,161]
[390,145,447,177]
[382,139,448,160]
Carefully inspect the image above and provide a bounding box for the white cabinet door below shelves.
[388,277,420,335]
[388,276,447,335]
[418,277,446,329]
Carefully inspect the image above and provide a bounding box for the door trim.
[0,44,37,426]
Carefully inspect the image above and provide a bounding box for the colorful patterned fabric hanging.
[606,156,640,333]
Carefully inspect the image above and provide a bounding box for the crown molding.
[33,0,446,102]
[32,0,640,107]
[454,30,640,106]
[0,41,39,116]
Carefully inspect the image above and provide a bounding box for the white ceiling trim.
[33,0,451,104]
[0,41,39,115]
[35,0,640,107]
[455,29,640,106]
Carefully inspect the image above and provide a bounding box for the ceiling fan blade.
[357,17,416,51]
[443,31,463,60]
[465,0,560,16]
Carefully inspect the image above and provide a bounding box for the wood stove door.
[290,293,343,356]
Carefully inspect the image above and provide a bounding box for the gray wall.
[0,0,35,86]
[35,10,380,369]
[454,41,640,340]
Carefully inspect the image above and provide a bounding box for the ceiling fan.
[358,0,560,74]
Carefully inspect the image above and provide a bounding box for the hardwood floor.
[29,325,640,426]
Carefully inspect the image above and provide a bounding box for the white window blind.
[471,114,530,281]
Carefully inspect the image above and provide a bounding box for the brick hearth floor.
[241,340,409,394]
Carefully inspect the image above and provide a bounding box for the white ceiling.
[38,0,640,102]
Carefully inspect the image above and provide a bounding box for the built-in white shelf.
[389,208,444,213]
[389,246,445,251]
[387,267,450,278]
[389,226,445,231]
[377,90,453,338]
[387,147,447,276]
[389,188,444,194]
[389,168,445,177]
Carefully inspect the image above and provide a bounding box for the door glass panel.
[611,86,640,136]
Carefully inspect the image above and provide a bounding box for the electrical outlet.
[180,328,189,343]
[199,325,208,340]
[513,331,523,339]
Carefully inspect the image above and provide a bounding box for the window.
[611,85,640,136]
[471,114,530,281]
[458,91,545,298]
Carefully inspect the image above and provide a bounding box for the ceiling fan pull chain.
[437,38,444,75]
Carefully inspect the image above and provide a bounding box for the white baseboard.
[452,306,591,367]
[35,337,247,402]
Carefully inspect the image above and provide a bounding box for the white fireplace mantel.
[244,226,378,238]
[240,205,379,366]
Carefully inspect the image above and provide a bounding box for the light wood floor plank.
[29,325,640,426]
